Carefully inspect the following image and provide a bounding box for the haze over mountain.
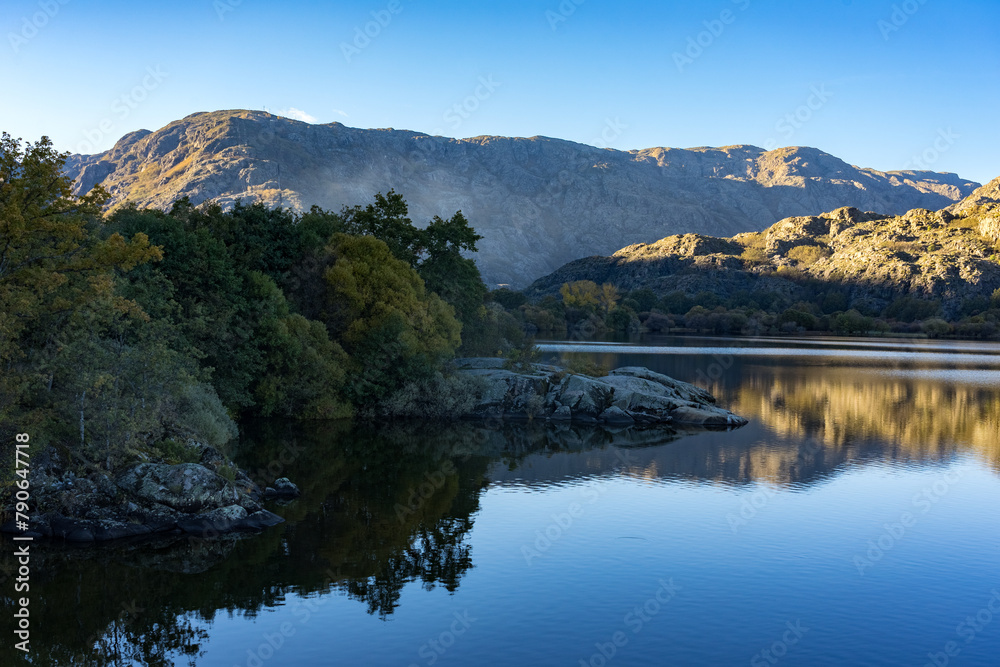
[64,110,980,287]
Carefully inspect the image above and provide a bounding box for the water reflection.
[3,337,1000,664]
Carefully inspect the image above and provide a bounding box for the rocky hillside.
[64,110,979,286]
[525,186,1000,320]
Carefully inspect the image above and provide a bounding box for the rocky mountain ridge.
[525,180,1000,320]
[64,109,980,286]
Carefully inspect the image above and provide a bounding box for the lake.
[4,335,1000,666]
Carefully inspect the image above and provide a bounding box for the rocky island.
[457,359,747,427]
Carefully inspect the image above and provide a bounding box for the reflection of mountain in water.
[730,365,1000,469]
[3,398,993,663]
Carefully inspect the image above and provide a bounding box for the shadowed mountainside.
[63,109,979,286]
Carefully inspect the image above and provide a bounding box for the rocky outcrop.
[950,176,1000,214]
[526,201,1000,319]
[1,444,287,543]
[63,110,979,287]
[456,358,747,427]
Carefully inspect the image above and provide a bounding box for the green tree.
[322,234,461,405]
[0,133,159,440]
[417,211,486,327]
[247,272,351,419]
[340,190,423,265]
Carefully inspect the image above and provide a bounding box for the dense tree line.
[0,134,520,473]
[500,278,1000,340]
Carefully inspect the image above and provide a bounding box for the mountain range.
[64,109,980,287]
[525,177,1000,319]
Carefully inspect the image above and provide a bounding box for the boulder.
[264,478,301,499]
[178,505,249,536]
[117,463,241,512]
[599,406,635,425]
[670,405,747,427]
[551,405,573,421]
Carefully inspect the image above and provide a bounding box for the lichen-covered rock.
[116,463,241,512]
[980,216,1000,244]
[177,504,248,536]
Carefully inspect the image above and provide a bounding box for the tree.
[107,205,262,410]
[246,272,351,419]
[322,234,461,405]
[340,190,423,265]
[560,281,601,310]
[598,283,620,315]
[417,211,486,328]
[0,133,159,442]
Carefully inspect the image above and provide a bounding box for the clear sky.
[2,0,998,183]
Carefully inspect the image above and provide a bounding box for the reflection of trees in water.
[343,518,473,618]
[0,420,495,663]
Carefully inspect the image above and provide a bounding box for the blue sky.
[2,0,998,183]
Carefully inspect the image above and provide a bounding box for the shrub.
[504,340,542,373]
[175,383,239,449]
[565,357,610,377]
[921,318,952,338]
[643,312,674,333]
[787,244,830,266]
[886,296,941,323]
[605,306,639,332]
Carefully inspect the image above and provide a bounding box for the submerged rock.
[455,359,747,427]
[264,478,301,499]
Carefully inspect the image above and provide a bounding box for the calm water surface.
[4,336,1000,666]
